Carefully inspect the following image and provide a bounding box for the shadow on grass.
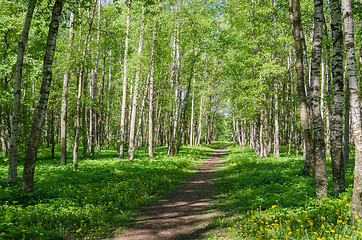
[214,146,355,213]
[0,143,219,240]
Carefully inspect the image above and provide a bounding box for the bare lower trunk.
[344,75,350,164]
[21,0,65,192]
[325,35,332,157]
[274,83,279,156]
[190,77,195,146]
[310,0,328,198]
[119,2,130,158]
[97,52,106,152]
[330,0,345,191]
[136,85,148,146]
[168,29,181,155]
[235,118,241,145]
[73,0,97,170]
[196,95,203,149]
[60,12,74,165]
[148,18,157,158]
[105,50,112,151]
[341,0,362,221]
[289,0,314,175]
[90,0,101,158]
[8,0,37,185]
[129,9,144,161]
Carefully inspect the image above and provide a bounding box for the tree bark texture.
[119,2,130,158]
[341,0,362,221]
[288,0,314,176]
[8,0,38,185]
[22,0,66,192]
[60,12,74,166]
[129,8,144,161]
[148,18,158,158]
[73,1,97,170]
[310,0,328,198]
[330,0,345,191]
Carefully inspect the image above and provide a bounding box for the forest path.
[112,144,228,240]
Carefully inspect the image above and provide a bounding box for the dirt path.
[112,145,227,240]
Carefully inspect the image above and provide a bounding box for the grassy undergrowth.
[0,142,222,240]
[206,144,360,240]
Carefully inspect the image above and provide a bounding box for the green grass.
[205,144,361,240]
[0,142,221,240]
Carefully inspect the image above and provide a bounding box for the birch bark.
[310,0,328,198]
[22,0,66,192]
[330,0,345,191]
[119,1,130,158]
[73,0,97,170]
[8,0,37,185]
[341,0,362,221]
[148,18,158,158]
[288,0,314,175]
[60,12,74,166]
[129,8,145,161]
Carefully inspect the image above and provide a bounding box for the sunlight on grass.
[0,143,220,240]
[205,144,360,240]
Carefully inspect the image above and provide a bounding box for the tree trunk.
[168,29,181,155]
[325,29,332,157]
[136,84,148,146]
[310,0,328,198]
[119,1,130,158]
[89,0,101,159]
[105,50,112,151]
[8,0,38,185]
[330,0,345,191]
[190,76,195,146]
[129,8,144,161]
[341,0,362,222]
[97,52,106,152]
[73,1,97,170]
[274,83,279,156]
[60,12,74,165]
[196,95,203,149]
[50,104,55,159]
[344,75,350,164]
[21,0,65,192]
[176,42,197,154]
[288,0,314,175]
[148,18,158,158]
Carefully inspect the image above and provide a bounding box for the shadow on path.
[112,145,228,240]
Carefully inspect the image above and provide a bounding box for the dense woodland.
[0,0,362,232]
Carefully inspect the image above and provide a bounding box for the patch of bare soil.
[112,145,227,240]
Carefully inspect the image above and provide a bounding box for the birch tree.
[341,0,362,221]
[129,7,144,161]
[330,0,345,191]
[119,1,130,158]
[148,17,158,158]
[288,0,314,175]
[60,12,74,166]
[22,0,66,192]
[310,0,328,198]
[7,0,38,185]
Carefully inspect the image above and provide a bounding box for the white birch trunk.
[310,0,328,198]
[21,0,66,192]
[148,18,158,158]
[341,0,362,221]
[8,0,37,185]
[119,1,130,158]
[129,8,144,161]
[60,12,74,166]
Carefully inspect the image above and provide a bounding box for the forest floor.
[112,144,228,240]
